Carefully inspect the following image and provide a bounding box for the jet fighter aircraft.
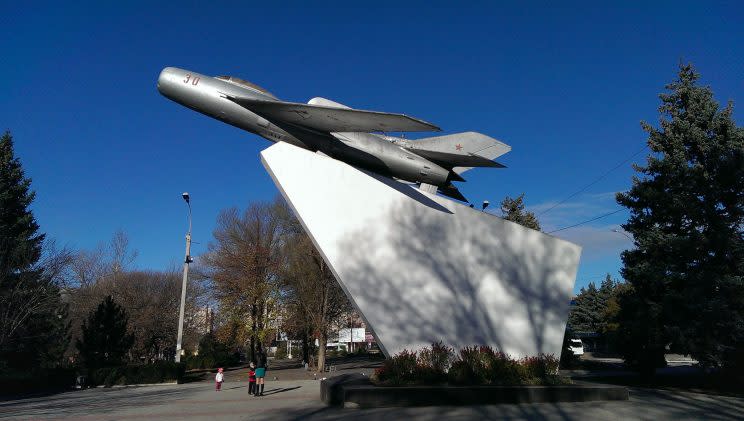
[157,67,510,202]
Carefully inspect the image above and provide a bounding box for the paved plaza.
[1,366,743,421]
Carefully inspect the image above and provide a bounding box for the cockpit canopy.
[215,76,277,99]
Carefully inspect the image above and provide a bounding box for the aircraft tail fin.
[307,97,351,109]
[410,132,510,174]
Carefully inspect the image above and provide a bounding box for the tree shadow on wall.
[332,192,579,357]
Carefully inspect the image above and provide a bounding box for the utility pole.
[175,192,193,363]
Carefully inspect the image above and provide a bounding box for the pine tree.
[500,193,541,231]
[0,130,44,277]
[568,282,600,333]
[568,275,621,332]
[76,296,134,368]
[616,64,744,374]
[0,131,67,369]
[597,275,616,309]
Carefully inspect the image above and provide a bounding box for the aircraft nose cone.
[157,67,175,94]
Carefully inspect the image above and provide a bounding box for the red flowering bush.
[415,341,454,384]
[373,342,568,386]
[521,354,560,383]
[373,349,418,385]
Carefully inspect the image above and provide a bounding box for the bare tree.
[108,229,138,276]
[63,231,207,362]
[275,200,351,372]
[201,201,283,361]
[114,269,207,362]
[68,246,106,288]
[0,239,73,366]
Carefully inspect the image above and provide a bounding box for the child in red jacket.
[247,362,256,395]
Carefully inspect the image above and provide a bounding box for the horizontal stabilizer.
[225,95,440,133]
[409,132,510,173]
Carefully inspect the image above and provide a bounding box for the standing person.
[254,351,267,396]
[247,362,256,396]
[215,368,224,391]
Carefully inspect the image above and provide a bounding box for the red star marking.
[455,144,463,151]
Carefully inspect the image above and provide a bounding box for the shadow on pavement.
[262,386,302,396]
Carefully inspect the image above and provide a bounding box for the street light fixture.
[175,192,192,363]
[611,228,632,241]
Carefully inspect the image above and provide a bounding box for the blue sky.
[2,2,743,292]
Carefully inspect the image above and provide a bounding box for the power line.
[547,209,625,234]
[539,145,648,216]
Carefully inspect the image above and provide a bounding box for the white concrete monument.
[261,142,582,359]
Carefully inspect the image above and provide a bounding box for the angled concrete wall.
[261,142,581,359]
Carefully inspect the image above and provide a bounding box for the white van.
[568,338,584,356]
[325,343,348,352]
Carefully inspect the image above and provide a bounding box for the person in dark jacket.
[254,351,267,396]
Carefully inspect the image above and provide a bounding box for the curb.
[321,374,629,408]
[94,382,179,389]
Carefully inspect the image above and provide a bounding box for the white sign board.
[337,328,365,343]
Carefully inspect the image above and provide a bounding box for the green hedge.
[0,367,77,395]
[88,362,185,387]
[183,354,239,370]
[274,346,288,360]
[373,342,568,386]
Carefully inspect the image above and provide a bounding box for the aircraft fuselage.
[157,67,451,186]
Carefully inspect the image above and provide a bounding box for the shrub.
[374,349,417,385]
[447,360,474,385]
[417,341,453,373]
[372,343,567,386]
[522,354,560,380]
[449,346,484,385]
[183,353,238,370]
[274,346,288,360]
[0,367,77,394]
[87,362,185,387]
[183,333,238,369]
[482,349,524,385]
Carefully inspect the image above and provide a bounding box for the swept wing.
[224,95,440,133]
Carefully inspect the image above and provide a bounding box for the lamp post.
[611,228,633,241]
[175,192,193,363]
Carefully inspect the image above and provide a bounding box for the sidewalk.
[2,378,743,420]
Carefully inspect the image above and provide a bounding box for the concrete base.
[261,143,582,358]
[320,374,629,408]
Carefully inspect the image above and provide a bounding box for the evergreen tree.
[568,275,618,334]
[500,193,541,231]
[568,282,601,333]
[0,131,44,274]
[597,275,616,310]
[0,131,67,369]
[616,64,744,374]
[567,275,625,355]
[76,296,134,368]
